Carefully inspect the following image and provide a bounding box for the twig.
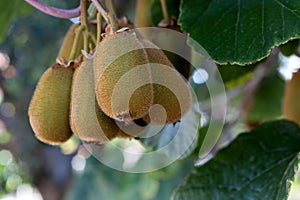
[105,0,116,16]
[91,0,118,33]
[160,0,170,25]
[90,0,109,22]
[97,13,102,44]
[81,0,89,52]
[69,26,84,60]
[24,0,80,18]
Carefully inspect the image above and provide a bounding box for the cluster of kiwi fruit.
[28,18,192,145]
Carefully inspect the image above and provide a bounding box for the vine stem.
[80,0,89,52]
[24,0,80,18]
[91,0,118,32]
[160,0,170,25]
[97,13,102,44]
[105,0,116,15]
[90,0,109,22]
[69,26,84,61]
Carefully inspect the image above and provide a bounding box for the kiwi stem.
[90,0,109,22]
[105,0,117,16]
[135,0,152,27]
[160,0,170,25]
[69,25,84,60]
[91,0,118,33]
[88,32,97,46]
[80,0,89,52]
[24,0,80,18]
[96,13,102,43]
[90,4,99,19]
[106,13,119,33]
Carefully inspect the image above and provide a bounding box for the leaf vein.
[273,0,300,19]
[234,0,241,59]
[229,153,297,198]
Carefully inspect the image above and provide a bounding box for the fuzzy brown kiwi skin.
[70,58,142,142]
[94,31,153,122]
[283,70,300,126]
[95,101,134,139]
[94,30,190,125]
[28,64,74,145]
[70,58,121,142]
[141,40,192,125]
[70,58,111,143]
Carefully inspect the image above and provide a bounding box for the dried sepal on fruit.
[283,70,300,126]
[28,64,74,145]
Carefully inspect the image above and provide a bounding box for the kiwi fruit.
[283,70,300,126]
[141,40,192,124]
[57,23,83,62]
[94,30,191,125]
[28,64,74,145]
[94,31,153,122]
[70,58,131,142]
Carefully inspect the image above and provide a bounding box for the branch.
[24,0,81,19]
[90,0,118,33]
[160,0,170,25]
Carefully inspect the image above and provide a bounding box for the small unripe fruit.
[28,64,74,145]
[57,23,83,62]
[283,70,300,126]
[70,59,130,142]
[94,31,153,122]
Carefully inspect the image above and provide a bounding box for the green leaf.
[218,64,256,88]
[0,0,32,43]
[151,0,180,26]
[173,120,300,200]
[279,39,300,57]
[179,0,300,64]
